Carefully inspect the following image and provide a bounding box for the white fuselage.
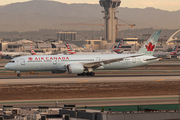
[5,54,158,72]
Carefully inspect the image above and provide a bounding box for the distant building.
[166,30,180,43]
[57,32,77,41]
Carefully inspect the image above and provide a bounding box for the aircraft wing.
[82,54,143,69]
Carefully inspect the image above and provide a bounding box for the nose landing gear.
[15,71,21,77]
[17,73,21,77]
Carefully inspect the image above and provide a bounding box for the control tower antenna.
[99,0,121,43]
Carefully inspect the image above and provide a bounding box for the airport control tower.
[99,0,121,43]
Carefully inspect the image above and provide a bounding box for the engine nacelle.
[67,64,84,74]
[51,70,66,74]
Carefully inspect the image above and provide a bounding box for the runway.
[0,74,180,85]
[0,95,178,108]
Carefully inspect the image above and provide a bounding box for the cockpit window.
[9,60,15,63]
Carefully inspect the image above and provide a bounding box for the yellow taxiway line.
[77,80,89,83]
[156,79,165,81]
[0,82,6,84]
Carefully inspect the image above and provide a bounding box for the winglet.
[137,31,161,56]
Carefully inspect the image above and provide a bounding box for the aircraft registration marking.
[77,80,89,83]
[156,79,165,81]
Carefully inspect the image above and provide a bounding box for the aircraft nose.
[4,64,9,69]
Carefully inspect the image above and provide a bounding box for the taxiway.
[0,74,180,85]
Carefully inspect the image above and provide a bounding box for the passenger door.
[53,60,57,65]
[96,57,101,61]
[132,57,136,63]
[21,59,25,65]
[125,58,131,65]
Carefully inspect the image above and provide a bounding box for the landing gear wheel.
[82,72,86,76]
[91,72,95,76]
[86,72,95,76]
[17,73,21,77]
[77,72,86,76]
[86,72,90,76]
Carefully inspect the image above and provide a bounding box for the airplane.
[0,51,31,58]
[5,31,161,77]
[92,40,123,53]
[169,45,179,55]
[153,45,179,58]
[66,41,123,55]
[31,44,52,55]
[66,43,114,54]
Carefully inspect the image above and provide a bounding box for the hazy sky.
[0,0,180,11]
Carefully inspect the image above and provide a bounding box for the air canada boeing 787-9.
[5,31,161,77]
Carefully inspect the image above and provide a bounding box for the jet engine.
[51,65,66,74]
[66,64,84,74]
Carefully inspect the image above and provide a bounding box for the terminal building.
[0,39,84,54]
[1,30,180,54]
[57,32,77,41]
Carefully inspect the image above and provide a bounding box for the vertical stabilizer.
[113,39,123,54]
[169,45,179,55]
[137,31,161,56]
[31,44,37,55]
[110,45,115,50]
[66,43,76,54]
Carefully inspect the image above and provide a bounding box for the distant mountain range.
[0,0,179,32]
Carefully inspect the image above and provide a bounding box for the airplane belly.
[102,62,127,70]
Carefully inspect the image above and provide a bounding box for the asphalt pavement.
[0,74,180,84]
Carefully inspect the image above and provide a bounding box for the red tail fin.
[113,39,123,54]
[31,44,37,55]
[66,43,76,54]
[169,45,179,55]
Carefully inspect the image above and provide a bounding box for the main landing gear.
[15,71,21,77]
[77,72,95,76]
[17,73,21,77]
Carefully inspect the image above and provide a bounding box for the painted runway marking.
[0,82,5,84]
[77,80,89,83]
[156,79,165,81]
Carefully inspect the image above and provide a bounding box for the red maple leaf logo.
[145,42,155,51]
[28,57,33,60]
